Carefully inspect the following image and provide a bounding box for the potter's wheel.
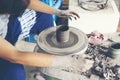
[36,26,88,55]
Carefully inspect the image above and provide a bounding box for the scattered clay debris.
[85,44,120,80]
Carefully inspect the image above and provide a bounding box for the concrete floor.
[63,0,120,33]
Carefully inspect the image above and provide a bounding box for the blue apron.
[0,12,54,80]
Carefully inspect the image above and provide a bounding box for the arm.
[28,0,56,14]
[0,37,93,71]
[28,0,80,19]
[0,37,55,67]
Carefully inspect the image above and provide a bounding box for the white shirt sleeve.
[0,14,9,38]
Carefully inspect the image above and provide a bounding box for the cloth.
[87,31,108,45]
[5,9,54,45]
[0,9,54,80]
[0,14,9,38]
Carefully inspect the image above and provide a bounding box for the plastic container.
[108,42,120,58]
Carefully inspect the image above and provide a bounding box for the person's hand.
[53,9,80,20]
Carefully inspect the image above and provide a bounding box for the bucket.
[108,42,120,58]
